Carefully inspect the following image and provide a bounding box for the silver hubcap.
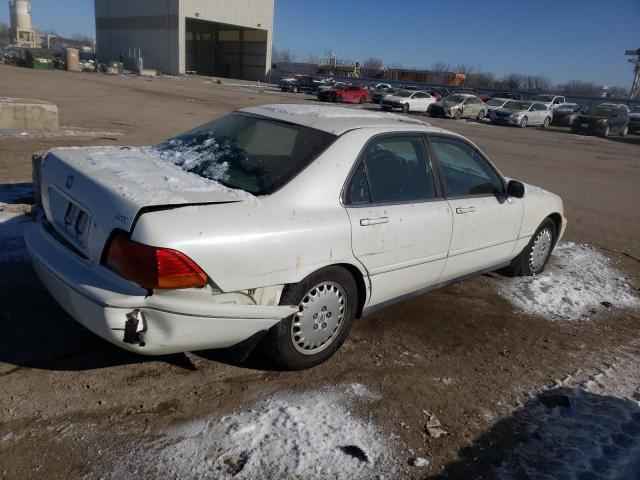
[529,228,553,272]
[291,282,346,355]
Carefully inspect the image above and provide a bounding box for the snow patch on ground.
[0,183,33,263]
[497,344,640,479]
[135,384,396,479]
[500,242,639,320]
[0,127,124,138]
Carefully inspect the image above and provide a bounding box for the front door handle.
[360,217,390,226]
[455,207,476,214]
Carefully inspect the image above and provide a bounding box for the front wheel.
[519,116,528,128]
[402,103,410,113]
[335,94,343,103]
[262,266,357,370]
[602,125,610,137]
[501,219,556,277]
[453,109,462,120]
[359,96,367,104]
[477,110,485,120]
[620,125,628,137]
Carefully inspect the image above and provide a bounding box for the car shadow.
[425,386,640,479]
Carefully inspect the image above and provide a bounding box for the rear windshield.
[154,113,336,195]
[533,95,554,102]
[584,106,616,116]
[486,98,506,106]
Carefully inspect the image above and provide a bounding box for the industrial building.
[8,0,37,48]
[94,0,274,80]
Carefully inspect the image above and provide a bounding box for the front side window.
[430,136,504,197]
[346,136,436,205]
[154,113,336,195]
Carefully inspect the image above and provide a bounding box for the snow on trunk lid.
[39,146,251,263]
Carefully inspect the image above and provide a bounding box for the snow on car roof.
[239,104,432,135]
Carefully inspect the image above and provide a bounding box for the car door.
[465,97,480,117]
[347,86,360,102]
[344,134,453,307]
[428,135,524,281]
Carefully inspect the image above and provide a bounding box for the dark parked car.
[280,74,317,93]
[628,107,640,134]
[551,104,585,127]
[371,87,399,103]
[491,92,523,100]
[572,103,630,137]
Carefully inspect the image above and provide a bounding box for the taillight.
[104,233,208,289]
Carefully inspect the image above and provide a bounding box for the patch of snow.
[260,104,428,124]
[410,457,429,467]
[0,183,34,263]
[499,242,639,320]
[136,384,397,479]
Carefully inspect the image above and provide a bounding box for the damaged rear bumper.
[25,221,297,355]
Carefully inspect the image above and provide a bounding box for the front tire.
[602,125,610,137]
[477,110,485,120]
[542,117,550,128]
[519,116,528,128]
[620,125,628,137]
[336,94,343,103]
[359,96,367,104]
[402,103,410,113]
[501,218,557,277]
[292,86,299,93]
[453,109,462,120]
[262,266,357,370]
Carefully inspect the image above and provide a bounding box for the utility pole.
[626,49,640,100]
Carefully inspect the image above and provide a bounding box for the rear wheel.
[292,86,299,93]
[602,125,610,137]
[336,94,343,103]
[453,109,462,120]
[620,125,628,137]
[359,96,367,104]
[262,266,357,370]
[477,110,485,120]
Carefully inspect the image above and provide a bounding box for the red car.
[317,84,369,104]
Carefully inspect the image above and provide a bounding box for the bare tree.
[388,63,405,69]
[431,62,451,72]
[467,71,496,88]
[272,47,297,64]
[523,75,551,92]
[455,64,474,76]
[607,85,629,98]
[0,22,10,43]
[305,52,319,64]
[557,80,601,96]
[362,57,383,71]
[502,73,524,90]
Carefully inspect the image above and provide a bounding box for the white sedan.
[380,90,436,113]
[26,105,566,369]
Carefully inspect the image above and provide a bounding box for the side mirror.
[507,180,525,198]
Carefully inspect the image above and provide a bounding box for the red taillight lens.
[104,234,208,289]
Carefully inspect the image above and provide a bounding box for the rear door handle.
[455,207,476,214]
[360,217,390,226]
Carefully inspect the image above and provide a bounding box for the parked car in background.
[429,94,488,119]
[490,101,552,128]
[318,84,369,104]
[426,90,443,101]
[451,88,490,101]
[374,83,393,91]
[531,94,566,109]
[430,86,450,99]
[280,74,318,93]
[484,98,512,117]
[550,104,585,127]
[26,104,566,369]
[572,103,629,137]
[317,82,346,95]
[371,86,399,104]
[629,107,640,133]
[491,92,523,100]
[380,90,437,113]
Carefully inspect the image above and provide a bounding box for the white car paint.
[26,105,566,356]
[380,90,436,112]
[531,94,566,109]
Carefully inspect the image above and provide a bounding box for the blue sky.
[1,0,638,87]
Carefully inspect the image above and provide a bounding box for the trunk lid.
[39,146,249,263]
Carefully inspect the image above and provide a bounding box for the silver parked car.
[490,101,552,128]
[428,94,487,120]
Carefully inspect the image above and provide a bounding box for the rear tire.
[359,96,367,104]
[292,86,299,93]
[519,116,528,128]
[620,125,628,137]
[477,110,485,120]
[336,94,343,103]
[453,109,462,120]
[262,266,357,370]
[602,125,610,137]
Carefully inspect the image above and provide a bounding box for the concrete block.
[0,97,59,132]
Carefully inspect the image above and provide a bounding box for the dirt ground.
[1,65,639,479]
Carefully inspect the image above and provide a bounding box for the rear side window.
[346,136,436,205]
[430,136,504,197]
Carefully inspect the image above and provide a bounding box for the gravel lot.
[1,65,639,479]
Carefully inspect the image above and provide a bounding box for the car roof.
[238,104,436,135]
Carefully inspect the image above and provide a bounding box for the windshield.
[506,101,532,110]
[584,106,616,117]
[394,91,412,98]
[444,94,467,103]
[556,105,582,112]
[486,98,506,106]
[154,113,336,195]
[533,95,554,102]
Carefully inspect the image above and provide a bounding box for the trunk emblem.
[65,175,74,189]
